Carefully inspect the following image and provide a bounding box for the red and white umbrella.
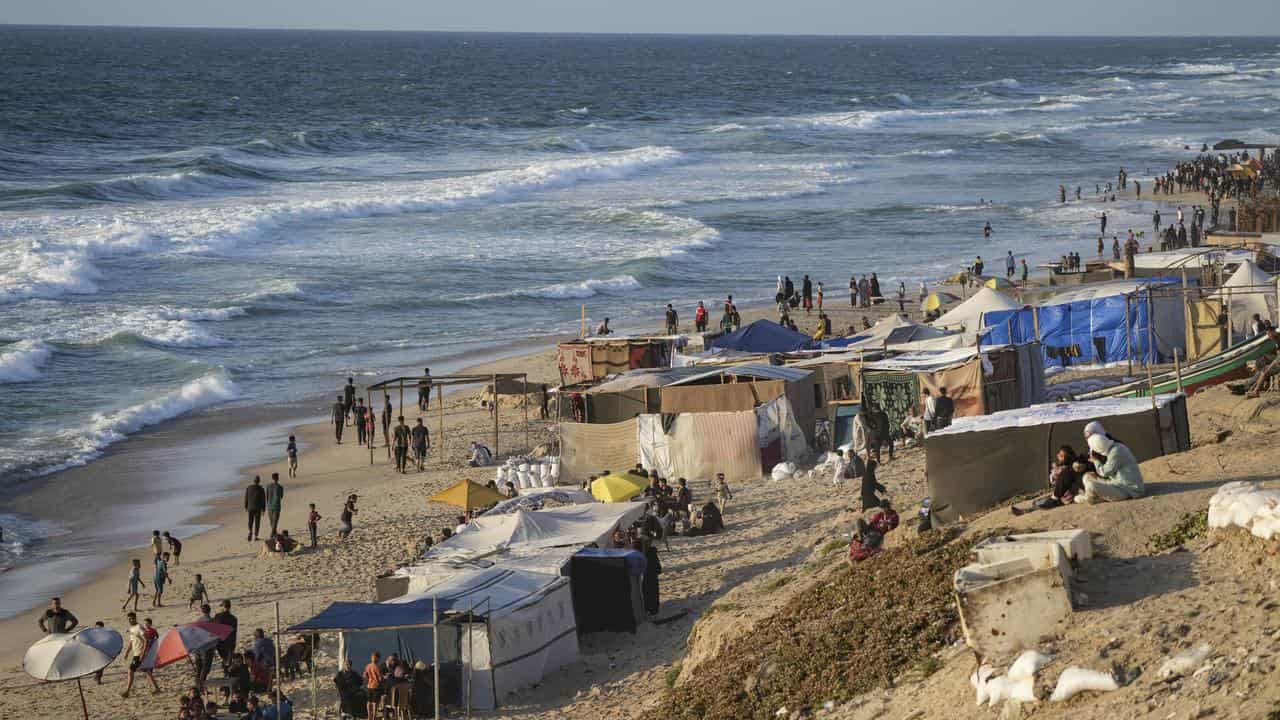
[140,621,232,671]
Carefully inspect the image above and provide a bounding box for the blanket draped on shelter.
[560,418,638,481]
[860,371,918,429]
[557,345,592,386]
[917,361,984,419]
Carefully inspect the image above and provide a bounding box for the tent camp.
[930,288,1022,342]
[979,279,1185,366]
[710,319,816,353]
[859,344,1045,432]
[925,395,1191,522]
[1207,259,1276,340]
[294,566,578,711]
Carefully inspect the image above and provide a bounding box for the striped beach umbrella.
[140,621,232,670]
[24,627,123,720]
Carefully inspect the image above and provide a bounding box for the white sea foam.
[0,340,54,384]
[152,306,248,322]
[1160,62,1237,76]
[526,274,642,299]
[888,92,914,104]
[1,146,685,304]
[979,78,1022,89]
[793,105,1013,132]
[705,123,748,133]
[42,372,240,474]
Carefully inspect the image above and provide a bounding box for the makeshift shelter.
[556,337,677,386]
[925,395,1191,522]
[860,344,1044,431]
[1128,247,1256,278]
[294,567,577,712]
[1207,259,1276,340]
[430,480,508,512]
[823,314,957,352]
[591,474,647,503]
[979,279,1185,366]
[570,549,647,634]
[931,287,1022,341]
[560,418,639,482]
[709,319,815,353]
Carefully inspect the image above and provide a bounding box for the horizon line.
[2,23,1278,38]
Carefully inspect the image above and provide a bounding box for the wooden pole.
[1125,295,1134,376]
[523,373,529,453]
[77,677,88,720]
[580,305,586,338]
[1226,287,1234,342]
[1174,348,1184,393]
[367,389,374,466]
[274,602,282,720]
[1146,355,1158,408]
[433,596,441,720]
[438,384,445,463]
[466,597,474,719]
[310,600,317,720]
[492,373,500,458]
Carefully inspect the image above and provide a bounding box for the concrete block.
[955,545,1074,661]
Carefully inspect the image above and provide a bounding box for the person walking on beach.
[265,473,285,537]
[188,573,209,610]
[307,503,321,549]
[849,275,857,307]
[353,397,367,445]
[121,612,160,698]
[149,529,163,565]
[412,417,430,471]
[163,531,182,566]
[1113,237,1121,261]
[213,599,238,669]
[417,368,433,412]
[331,394,346,444]
[858,275,870,308]
[343,378,357,425]
[152,552,171,607]
[244,475,265,542]
[664,304,678,334]
[897,282,906,313]
[714,473,733,511]
[1153,209,1161,234]
[1005,251,1015,278]
[694,301,708,332]
[123,558,146,612]
[801,274,813,313]
[380,395,393,454]
[364,403,376,449]
[393,417,411,473]
[340,495,358,540]
[286,435,298,478]
[1020,259,1029,283]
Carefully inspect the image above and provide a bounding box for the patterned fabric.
[860,371,918,432]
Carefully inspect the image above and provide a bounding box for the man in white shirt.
[121,612,159,697]
[922,388,938,429]
[830,449,848,486]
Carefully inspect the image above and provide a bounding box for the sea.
[2,27,1280,609]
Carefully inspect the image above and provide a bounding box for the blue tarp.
[710,319,815,352]
[291,598,443,632]
[980,279,1181,366]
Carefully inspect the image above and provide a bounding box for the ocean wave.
[1158,62,1237,76]
[978,78,1021,90]
[3,155,274,205]
[1035,94,1098,105]
[790,105,1013,132]
[40,372,240,476]
[705,123,748,134]
[468,274,643,302]
[985,131,1052,145]
[1,146,685,304]
[0,340,53,384]
[563,107,590,116]
[152,305,248,322]
[886,93,913,105]
[1044,116,1143,134]
[586,207,723,258]
[535,135,591,152]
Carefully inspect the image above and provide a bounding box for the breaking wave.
[0,340,53,384]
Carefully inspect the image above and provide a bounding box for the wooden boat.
[1076,332,1276,399]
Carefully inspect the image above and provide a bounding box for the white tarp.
[931,287,1022,341]
[755,395,808,460]
[637,414,675,480]
[929,394,1181,437]
[415,504,646,565]
[864,347,981,372]
[1208,259,1276,336]
[1130,247,1254,270]
[838,313,957,351]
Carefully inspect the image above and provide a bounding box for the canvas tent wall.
[556,338,675,386]
[824,314,958,351]
[1207,259,1276,340]
[560,418,639,481]
[930,288,1022,342]
[980,279,1185,366]
[924,394,1190,522]
[637,408,764,482]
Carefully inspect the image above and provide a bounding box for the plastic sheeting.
[1208,260,1276,340]
[931,288,1022,341]
[755,395,809,460]
[418,504,647,565]
[560,418,639,481]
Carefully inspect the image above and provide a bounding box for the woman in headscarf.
[1078,427,1144,503]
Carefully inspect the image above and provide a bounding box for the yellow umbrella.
[940,270,971,286]
[984,276,1013,289]
[922,291,960,313]
[428,479,507,511]
[590,474,646,503]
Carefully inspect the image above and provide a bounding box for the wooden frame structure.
[364,373,531,466]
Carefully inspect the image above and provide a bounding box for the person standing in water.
[664,304,678,334]
[984,222,992,240]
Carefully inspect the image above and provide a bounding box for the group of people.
[663,296,739,335]
[337,651,438,720]
[1014,420,1146,514]
[244,473,359,550]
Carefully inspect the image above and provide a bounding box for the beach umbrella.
[24,627,123,720]
[921,291,960,313]
[429,479,507,512]
[984,276,1014,290]
[140,621,232,671]
[590,474,647,503]
[939,271,971,286]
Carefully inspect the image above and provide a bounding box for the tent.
[430,480,508,512]
[557,337,677,386]
[591,474,647,503]
[924,394,1191,522]
[418,504,647,566]
[922,291,961,313]
[560,418,639,481]
[980,279,1185,366]
[570,549,646,634]
[931,287,1022,341]
[710,319,815,352]
[1208,259,1275,339]
[823,314,956,351]
[294,567,577,711]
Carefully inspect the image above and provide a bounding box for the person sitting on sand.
[468,441,492,467]
[865,499,900,536]
[900,404,925,443]
[1078,429,1144,504]
[847,518,884,564]
[596,317,613,336]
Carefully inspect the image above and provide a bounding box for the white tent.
[931,287,1022,341]
[413,503,646,567]
[1131,247,1255,271]
[838,313,958,351]
[1208,259,1276,337]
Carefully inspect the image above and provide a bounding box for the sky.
[1,0,1279,36]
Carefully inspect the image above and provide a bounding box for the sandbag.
[1048,667,1118,702]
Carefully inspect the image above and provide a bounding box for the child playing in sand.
[286,435,298,478]
[122,558,146,612]
[152,553,171,608]
[307,503,321,548]
[714,473,733,511]
[188,573,209,610]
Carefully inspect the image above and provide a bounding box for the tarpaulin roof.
[290,567,565,632]
[863,347,983,372]
[709,319,815,352]
[585,366,712,393]
[1130,247,1255,270]
[482,488,596,516]
[931,288,1022,338]
[823,314,954,351]
[1042,278,1177,305]
[929,394,1182,437]
[419,503,646,564]
[667,362,812,386]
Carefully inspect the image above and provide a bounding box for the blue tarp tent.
[980,279,1185,366]
[710,319,815,352]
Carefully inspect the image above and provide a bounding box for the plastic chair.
[387,682,413,720]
